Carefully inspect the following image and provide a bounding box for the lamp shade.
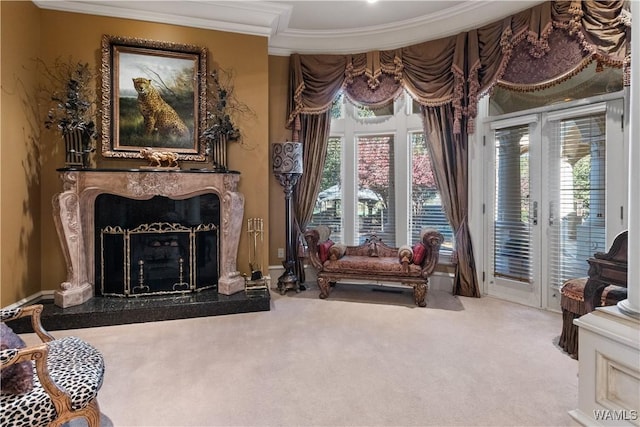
[272,142,303,175]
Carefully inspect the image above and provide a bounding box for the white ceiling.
[34,0,543,55]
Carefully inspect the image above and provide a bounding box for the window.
[357,134,395,243]
[547,111,608,287]
[313,137,343,242]
[492,124,533,282]
[410,132,451,246]
[309,92,454,250]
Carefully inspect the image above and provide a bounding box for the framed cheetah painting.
[101,35,207,161]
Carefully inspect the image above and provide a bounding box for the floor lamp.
[272,142,303,295]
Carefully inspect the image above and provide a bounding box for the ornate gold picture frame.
[101,34,207,161]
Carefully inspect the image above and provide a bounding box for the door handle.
[532,201,538,225]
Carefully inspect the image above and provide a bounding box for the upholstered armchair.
[0,305,105,427]
[558,230,628,358]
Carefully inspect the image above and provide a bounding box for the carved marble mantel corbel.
[52,169,245,308]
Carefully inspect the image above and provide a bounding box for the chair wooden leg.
[84,399,101,427]
[49,399,101,427]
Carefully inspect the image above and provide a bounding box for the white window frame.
[326,92,451,251]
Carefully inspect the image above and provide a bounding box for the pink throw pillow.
[412,242,426,265]
[318,240,334,263]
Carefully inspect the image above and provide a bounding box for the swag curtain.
[286,0,630,297]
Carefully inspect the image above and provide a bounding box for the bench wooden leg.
[413,283,427,307]
[318,277,332,299]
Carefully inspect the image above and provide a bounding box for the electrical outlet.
[277,248,285,258]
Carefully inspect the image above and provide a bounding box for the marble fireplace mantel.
[52,168,245,308]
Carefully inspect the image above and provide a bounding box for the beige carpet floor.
[27,283,578,427]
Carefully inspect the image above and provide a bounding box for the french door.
[485,100,626,309]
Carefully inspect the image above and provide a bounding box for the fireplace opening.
[95,194,220,297]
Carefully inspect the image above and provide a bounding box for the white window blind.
[357,135,395,246]
[410,132,453,249]
[493,125,532,282]
[309,137,343,242]
[547,112,607,288]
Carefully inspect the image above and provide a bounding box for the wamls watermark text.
[593,409,639,422]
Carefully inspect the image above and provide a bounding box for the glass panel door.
[486,100,625,309]
[487,120,542,307]
[546,112,607,292]
[542,101,626,310]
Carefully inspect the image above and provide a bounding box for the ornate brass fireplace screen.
[100,222,218,297]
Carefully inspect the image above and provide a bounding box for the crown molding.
[32,1,292,38]
[268,1,542,55]
[32,0,543,56]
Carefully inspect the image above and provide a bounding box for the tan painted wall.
[268,55,290,267]
[1,1,43,307]
[1,4,272,305]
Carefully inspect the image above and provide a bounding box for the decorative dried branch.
[202,68,254,146]
[37,57,98,140]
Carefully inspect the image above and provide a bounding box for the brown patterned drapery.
[287,0,630,297]
[292,111,332,284]
[421,105,480,297]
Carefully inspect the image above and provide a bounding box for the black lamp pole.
[272,142,303,295]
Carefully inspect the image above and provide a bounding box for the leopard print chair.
[0,305,105,427]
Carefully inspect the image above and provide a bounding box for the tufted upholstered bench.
[559,277,627,358]
[0,305,105,427]
[305,227,444,307]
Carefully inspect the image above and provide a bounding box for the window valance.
[287,0,631,136]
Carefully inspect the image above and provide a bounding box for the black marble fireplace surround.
[7,169,271,333]
[8,290,270,333]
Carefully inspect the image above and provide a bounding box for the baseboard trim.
[4,291,54,310]
[568,409,603,427]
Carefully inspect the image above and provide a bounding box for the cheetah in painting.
[132,77,190,140]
